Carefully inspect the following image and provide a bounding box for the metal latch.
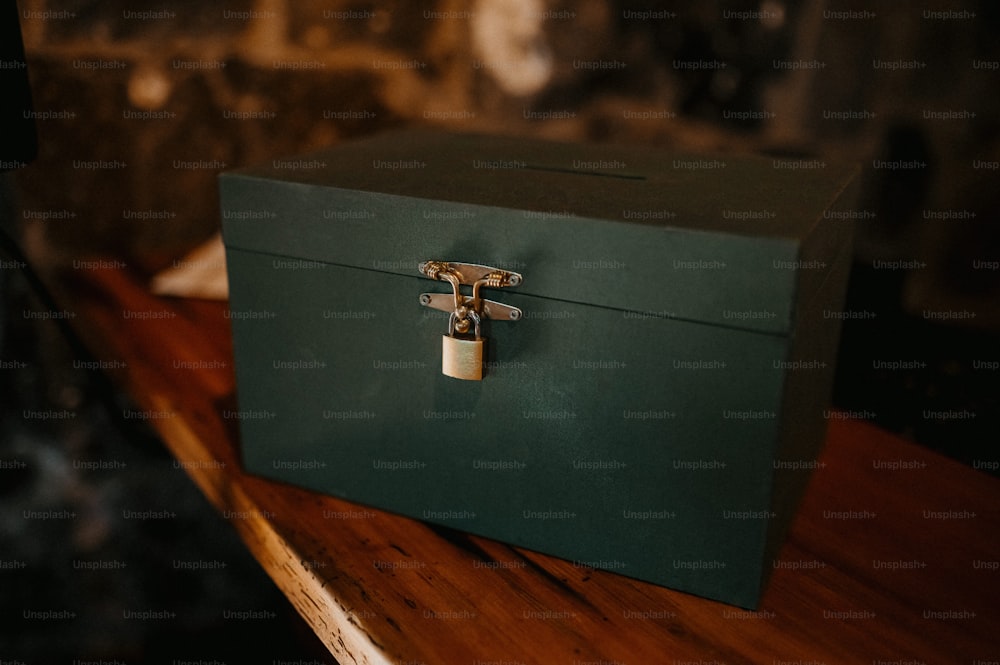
[418,261,523,380]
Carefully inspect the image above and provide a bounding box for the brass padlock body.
[442,333,484,381]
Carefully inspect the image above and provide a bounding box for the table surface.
[47,264,1000,665]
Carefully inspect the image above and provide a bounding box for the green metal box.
[220,130,856,608]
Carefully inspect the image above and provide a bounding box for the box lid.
[220,130,856,335]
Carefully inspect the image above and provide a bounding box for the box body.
[221,131,856,608]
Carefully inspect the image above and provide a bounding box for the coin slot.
[523,164,647,181]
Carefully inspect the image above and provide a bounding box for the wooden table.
[47,264,1000,664]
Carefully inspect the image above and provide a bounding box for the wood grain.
[49,264,1000,665]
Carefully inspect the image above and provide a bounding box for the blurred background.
[1,0,998,662]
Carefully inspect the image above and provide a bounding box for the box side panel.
[225,249,786,608]
[752,170,857,600]
[762,229,854,588]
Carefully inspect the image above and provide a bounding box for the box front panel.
[227,249,787,607]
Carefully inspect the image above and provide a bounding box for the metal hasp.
[418,261,523,380]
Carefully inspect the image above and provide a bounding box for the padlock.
[442,310,484,381]
[420,261,521,381]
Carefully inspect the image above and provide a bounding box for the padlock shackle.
[448,310,482,339]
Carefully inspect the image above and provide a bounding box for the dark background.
[1,0,998,662]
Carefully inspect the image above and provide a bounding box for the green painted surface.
[221,131,856,607]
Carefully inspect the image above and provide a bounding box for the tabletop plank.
[47,264,1000,664]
